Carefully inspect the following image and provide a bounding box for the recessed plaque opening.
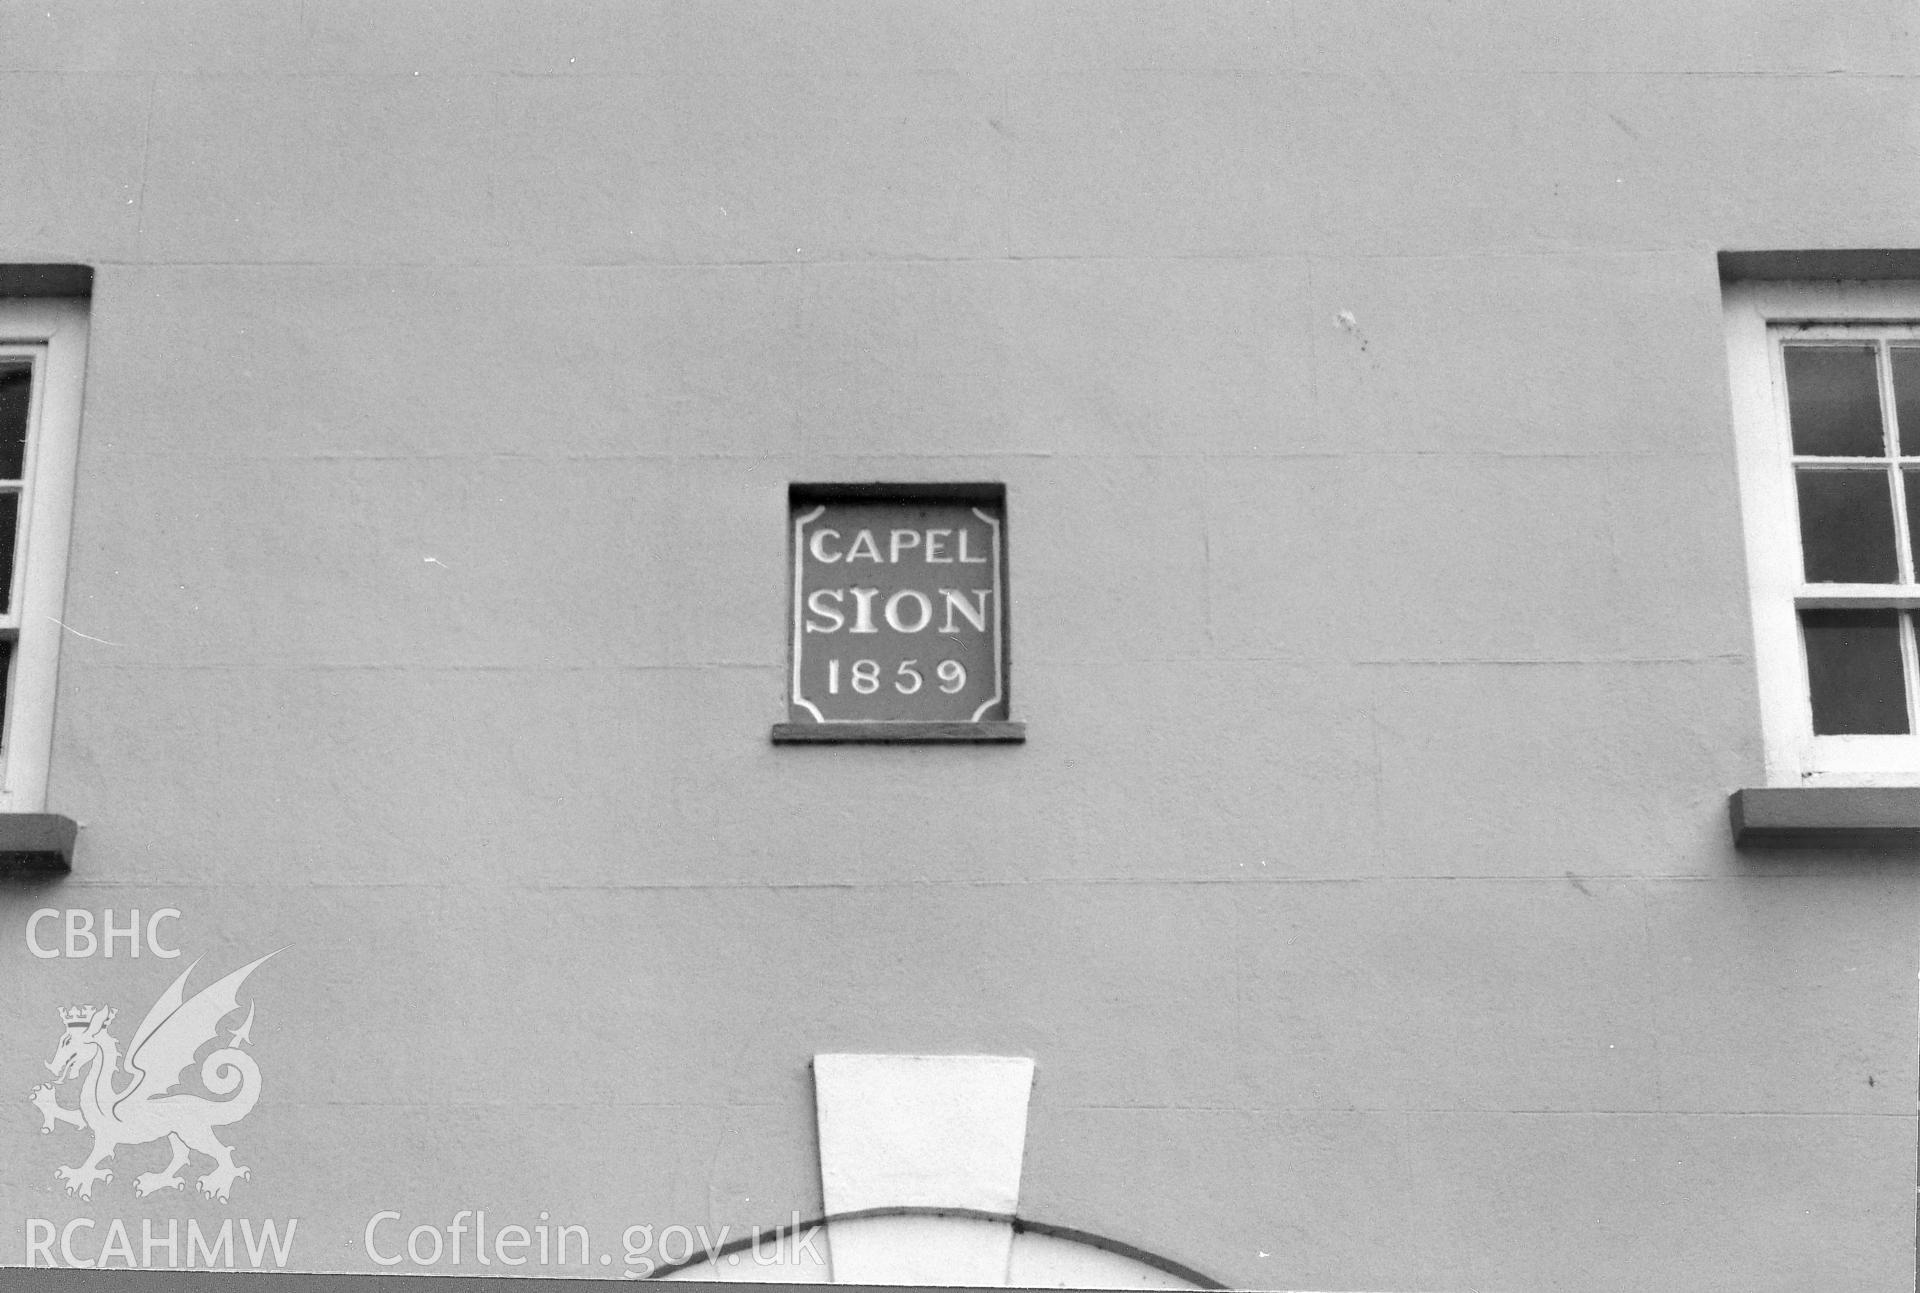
[775,484,1021,743]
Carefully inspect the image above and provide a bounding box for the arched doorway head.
[654,1206,1224,1290]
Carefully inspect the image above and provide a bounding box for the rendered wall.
[2,3,1918,1290]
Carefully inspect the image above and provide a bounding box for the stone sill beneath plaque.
[0,813,77,871]
[1729,788,1920,846]
[772,721,1026,744]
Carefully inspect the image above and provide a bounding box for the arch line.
[647,1205,1227,1289]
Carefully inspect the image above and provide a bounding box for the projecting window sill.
[1729,788,1920,846]
[772,721,1026,744]
[0,812,77,871]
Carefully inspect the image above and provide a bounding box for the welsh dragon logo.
[28,951,278,1202]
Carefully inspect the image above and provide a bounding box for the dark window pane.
[1906,468,1920,576]
[1894,348,1920,456]
[1803,609,1909,734]
[1785,345,1884,456]
[1797,469,1899,582]
[0,638,13,740]
[0,362,28,480]
[0,492,20,615]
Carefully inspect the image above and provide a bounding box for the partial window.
[1726,281,1920,783]
[0,298,88,811]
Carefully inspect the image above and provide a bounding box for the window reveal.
[1725,280,1920,783]
[0,297,88,812]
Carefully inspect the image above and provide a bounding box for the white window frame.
[1726,280,1920,785]
[0,299,87,812]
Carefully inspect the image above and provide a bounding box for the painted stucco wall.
[3,3,1918,1289]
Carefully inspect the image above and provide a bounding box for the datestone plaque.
[786,491,1010,732]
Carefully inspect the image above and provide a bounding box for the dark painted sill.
[0,812,77,871]
[1729,788,1920,846]
[771,721,1026,744]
